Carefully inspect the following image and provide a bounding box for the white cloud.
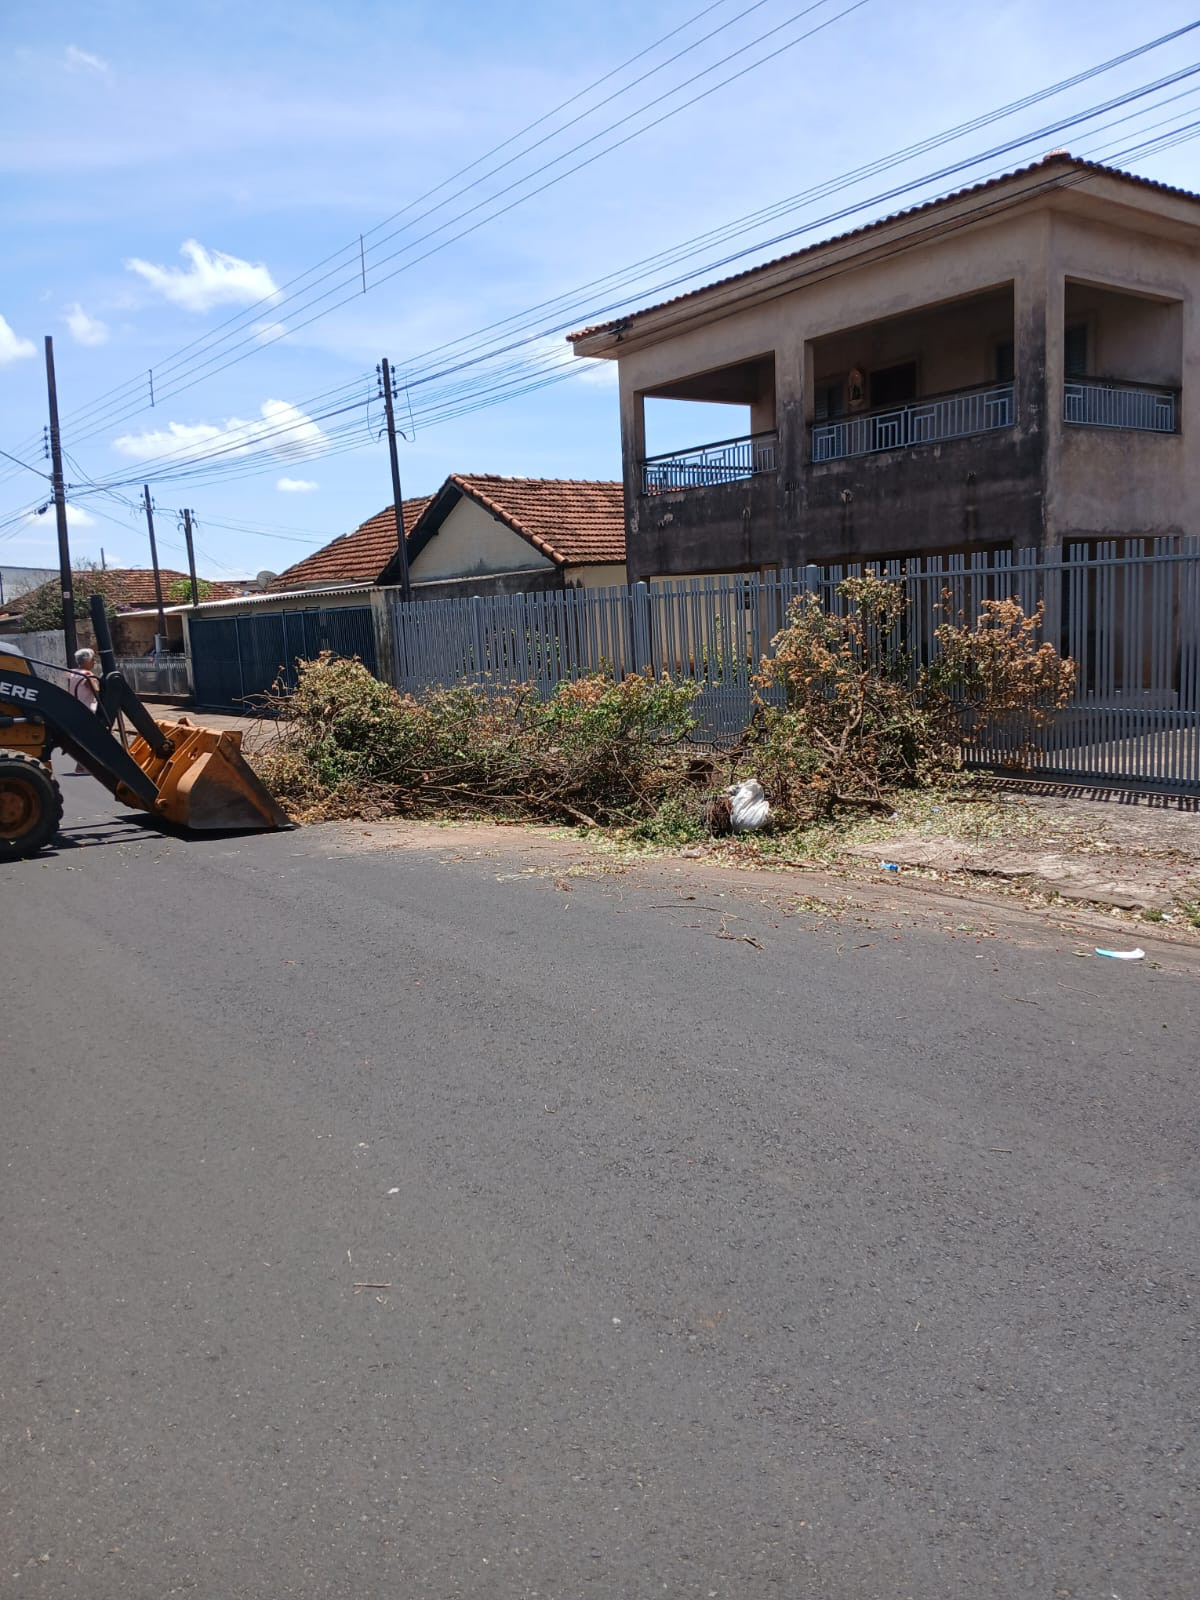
[0,314,36,365]
[24,503,97,529]
[253,321,288,343]
[64,302,109,346]
[113,399,326,465]
[277,476,319,493]
[125,240,279,314]
[64,45,109,74]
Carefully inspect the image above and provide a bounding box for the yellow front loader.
[0,596,289,859]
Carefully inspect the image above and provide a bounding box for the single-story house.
[267,476,626,597]
[179,476,626,710]
[0,567,250,653]
[376,475,626,594]
[266,497,433,593]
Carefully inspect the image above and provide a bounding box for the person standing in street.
[66,647,100,775]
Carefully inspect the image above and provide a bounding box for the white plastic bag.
[727,779,771,832]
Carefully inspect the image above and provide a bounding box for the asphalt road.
[4,778,1197,1599]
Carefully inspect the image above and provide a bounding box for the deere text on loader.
[0,595,290,859]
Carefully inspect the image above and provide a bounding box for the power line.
[8,12,1194,510]
[7,34,1200,527]
[52,0,869,443]
[96,26,1200,461]
[44,0,822,439]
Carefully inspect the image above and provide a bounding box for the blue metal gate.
[190,605,377,711]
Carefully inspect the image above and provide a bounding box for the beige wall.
[1046,211,1196,542]
[812,287,1013,397]
[613,209,1047,405]
[566,562,627,589]
[409,496,554,582]
[1064,280,1182,385]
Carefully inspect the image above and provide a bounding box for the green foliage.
[753,574,1076,823]
[627,791,707,846]
[166,577,214,602]
[19,568,115,633]
[260,654,698,826]
[259,586,1076,837]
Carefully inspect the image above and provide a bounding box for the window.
[869,361,918,408]
[1065,322,1089,377]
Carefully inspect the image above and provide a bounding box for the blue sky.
[1,0,1198,582]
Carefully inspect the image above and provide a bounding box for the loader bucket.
[122,719,292,833]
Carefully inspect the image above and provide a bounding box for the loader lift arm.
[0,595,290,857]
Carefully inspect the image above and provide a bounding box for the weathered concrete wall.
[633,478,786,580]
[802,432,1042,563]
[1046,211,1195,545]
[112,612,185,654]
[618,209,1052,578]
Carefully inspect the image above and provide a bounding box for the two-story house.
[568,154,1197,583]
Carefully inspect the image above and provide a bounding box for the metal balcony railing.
[811,381,1015,463]
[641,431,777,494]
[1063,378,1178,433]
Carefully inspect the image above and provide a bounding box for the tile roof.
[424,475,626,567]
[267,499,432,591]
[568,154,1200,343]
[2,568,247,616]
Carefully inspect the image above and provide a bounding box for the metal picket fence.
[116,655,191,698]
[389,538,1200,791]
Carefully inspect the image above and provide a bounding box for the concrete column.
[1013,216,1057,551]
[619,369,647,581]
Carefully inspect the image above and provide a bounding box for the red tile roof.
[267,499,432,591]
[2,568,247,617]
[440,475,625,566]
[569,154,1200,344]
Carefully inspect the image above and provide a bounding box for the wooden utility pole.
[143,485,168,649]
[379,357,411,602]
[182,508,199,608]
[43,336,77,657]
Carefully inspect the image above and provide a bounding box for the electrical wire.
[7,12,1194,505]
[72,22,1200,464]
[46,0,835,441]
[7,34,1200,532]
[53,0,869,442]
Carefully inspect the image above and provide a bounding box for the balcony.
[1063,377,1178,433]
[642,431,777,495]
[811,381,1015,464]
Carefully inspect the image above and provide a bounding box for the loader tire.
[0,753,63,859]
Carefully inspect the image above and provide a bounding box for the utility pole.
[43,335,77,657]
[379,357,411,602]
[181,508,199,608]
[143,484,168,649]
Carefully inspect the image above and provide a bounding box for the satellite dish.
[255,570,278,590]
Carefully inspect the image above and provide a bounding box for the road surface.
[4,777,1197,1598]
